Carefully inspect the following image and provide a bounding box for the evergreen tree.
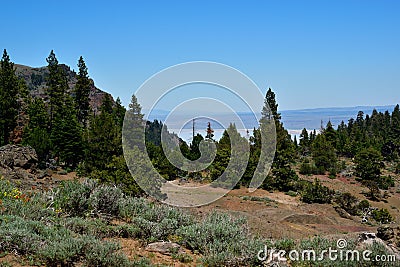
[51,96,83,167]
[299,128,310,156]
[23,98,51,163]
[122,94,165,198]
[336,121,351,156]
[324,120,337,147]
[101,94,114,114]
[260,88,297,191]
[46,50,68,130]
[312,134,337,173]
[189,134,204,160]
[262,88,280,121]
[391,104,400,141]
[354,147,383,181]
[74,56,91,126]
[113,97,126,128]
[210,123,249,189]
[85,95,121,172]
[123,94,144,150]
[0,49,20,145]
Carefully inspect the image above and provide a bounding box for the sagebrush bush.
[62,217,114,238]
[177,212,264,266]
[89,184,123,216]
[51,179,95,217]
[117,197,193,241]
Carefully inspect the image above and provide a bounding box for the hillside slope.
[15,63,112,113]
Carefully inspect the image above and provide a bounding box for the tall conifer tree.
[74,56,91,126]
[0,49,20,145]
[46,50,68,130]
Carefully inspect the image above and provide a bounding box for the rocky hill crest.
[15,63,112,114]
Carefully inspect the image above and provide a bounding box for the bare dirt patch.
[188,184,378,240]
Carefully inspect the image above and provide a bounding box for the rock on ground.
[0,144,38,186]
[145,242,183,255]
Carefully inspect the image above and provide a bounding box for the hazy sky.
[2,0,399,111]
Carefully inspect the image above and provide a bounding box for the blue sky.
[2,0,399,111]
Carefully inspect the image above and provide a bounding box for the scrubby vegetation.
[2,178,396,266]
[0,178,266,266]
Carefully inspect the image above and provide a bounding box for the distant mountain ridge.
[147,105,397,134]
[15,64,112,113]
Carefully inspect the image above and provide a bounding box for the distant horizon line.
[144,104,398,115]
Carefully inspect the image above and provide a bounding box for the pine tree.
[101,94,114,114]
[354,147,383,182]
[85,94,121,171]
[51,96,83,167]
[260,88,297,191]
[122,94,165,198]
[324,120,337,147]
[336,121,351,156]
[210,123,249,189]
[113,97,126,128]
[299,128,310,155]
[46,50,68,130]
[0,49,20,145]
[262,88,281,121]
[391,104,400,141]
[123,94,145,150]
[74,56,91,126]
[312,134,337,173]
[23,98,51,163]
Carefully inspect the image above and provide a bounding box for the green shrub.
[377,175,395,190]
[334,192,358,215]
[38,237,85,266]
[274,238,296,251]
[172,252,193,263]
[299,162,313,175]
[328,167,337,179]
[83,239,130,267]
[371,208,393,224]
[62,217,114,238]
[177,212,264,266]
[301,179,334,204]
[52,179,95,217]
[358,199,370,211]
[118,197,193,241]
[89,184,123,217]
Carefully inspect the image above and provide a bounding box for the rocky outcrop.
[15,63,113,115]
[358,227,400,262]
[377,225,400,247]
[145,242,183,255]
[0,144,37,183]
[0,145,37,169]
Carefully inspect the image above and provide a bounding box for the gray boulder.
[0,145,38,183]
[0,144,37,170]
